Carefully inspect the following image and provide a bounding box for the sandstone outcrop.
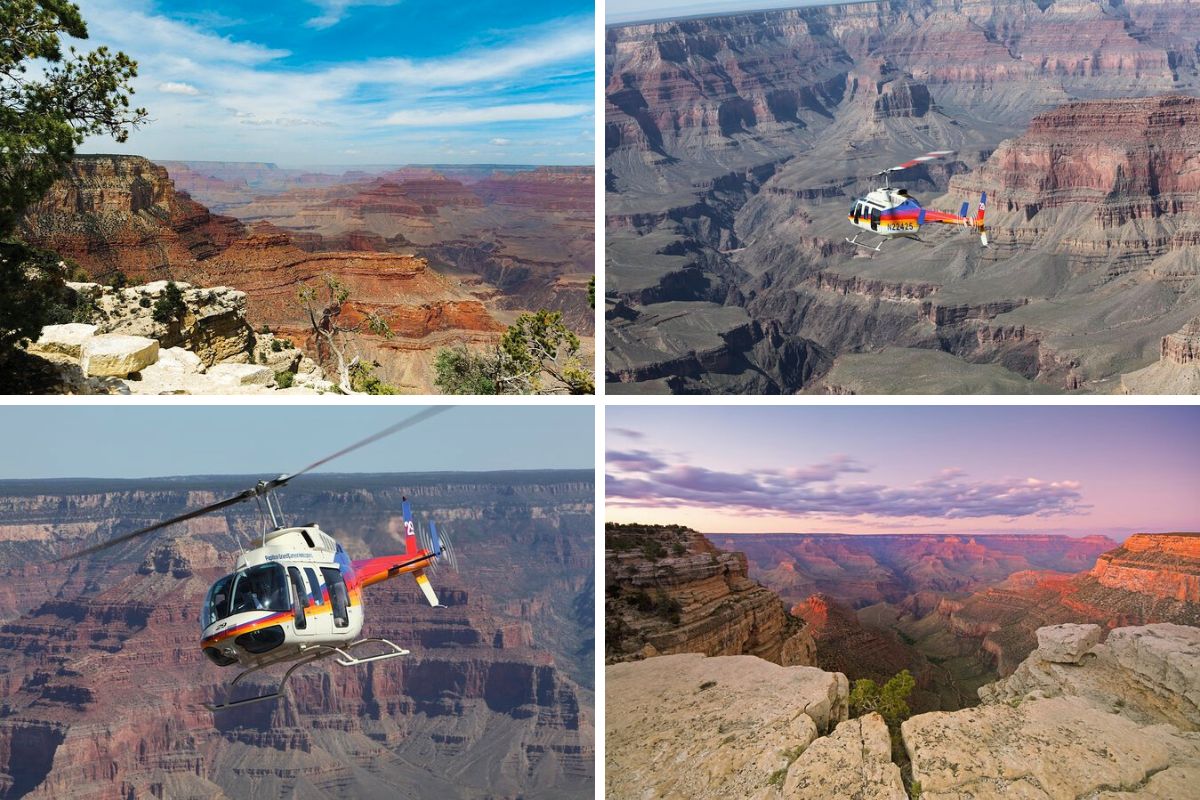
[25,281,333,394]
[782,713,906,800]
[1034,622,1101,664]
[606,653,848,800]
[905,623,1200,799]
[605,524,815,666]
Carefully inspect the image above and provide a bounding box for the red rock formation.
[792,593,913,684]
[739,533,1117,610]
[938,533,1200,675]
[19,155,245,281]
[473,168,594,212]
[1091,533,1200,603]
[1162,317,1200,364]
[605,524,816,667]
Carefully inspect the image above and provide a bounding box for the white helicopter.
[845,150,988,252]
[60,407,459,711]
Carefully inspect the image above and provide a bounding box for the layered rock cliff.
[606,0,1200,393]
[0,471,595,799]
[939,532,1200,674]
[605,524,815,666]
[19,155,245,283]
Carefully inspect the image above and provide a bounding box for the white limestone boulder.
[207,363,275,387]
[31,323,97,358]
[80,335,159,377]
[783,713,907,799]
[1036,623,1102,664]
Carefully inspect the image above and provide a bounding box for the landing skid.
[845,232,886,252]
[205,638,410,712]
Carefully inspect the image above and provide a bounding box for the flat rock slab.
[32,323,98,358]
[81,335,159,377]
[903,695,1200,799]
[783,713,907,800]
[606,653,847,800]
[207,363,274,386]
[1036,623,1101,664]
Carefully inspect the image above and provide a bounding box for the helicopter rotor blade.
[267,406,452,490]
[55,488,258,562]
[55,406,453,562]
[879,149,956,175]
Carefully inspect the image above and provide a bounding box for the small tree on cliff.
[0,0,146,367]
[433,309,594,395]
[297,273,397,394]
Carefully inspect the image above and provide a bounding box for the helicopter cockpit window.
[230,564,290,614]
[202,574,235,629]
[203,564,290,628]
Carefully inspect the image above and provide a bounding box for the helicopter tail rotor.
[976,191,988,247]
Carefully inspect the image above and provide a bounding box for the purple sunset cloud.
[606,448,1087,520]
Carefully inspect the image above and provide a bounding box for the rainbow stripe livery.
[846,150,988,251]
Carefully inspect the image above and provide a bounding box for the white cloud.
[306,0,404,30]
[490,138,512,146]
[73,1,595,165]
[386,103,591,126]
[158,81,200,95]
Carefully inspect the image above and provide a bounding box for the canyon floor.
[605,0,1200,393]
[0,472,594,799]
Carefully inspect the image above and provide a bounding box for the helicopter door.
[321,567,350,628]
[287,566,317,636]
[870,208,880,231]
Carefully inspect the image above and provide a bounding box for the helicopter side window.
[230,563,290,615]
[202,574,234,629]
[870,208,880,231]
[321,567,350,628]
[287,566,307,630]
[304,567,323,605]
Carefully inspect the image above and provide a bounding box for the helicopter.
[58,407,459,711]
[845,150,988,252]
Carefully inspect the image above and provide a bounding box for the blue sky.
[607,406,1200,537]
[72,0,594,166]
[0,406,594,479]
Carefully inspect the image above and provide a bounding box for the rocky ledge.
[907,623,1200,799]
[606,623,1200,799]
[24,280,335,394]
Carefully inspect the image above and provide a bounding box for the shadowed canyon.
[19,157,593,392]
[605,0,1200,393]
[605,524,1200,797]
[0,471,594,799]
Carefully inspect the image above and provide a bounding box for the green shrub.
[275,370,295,389]
[151,281,186,324]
